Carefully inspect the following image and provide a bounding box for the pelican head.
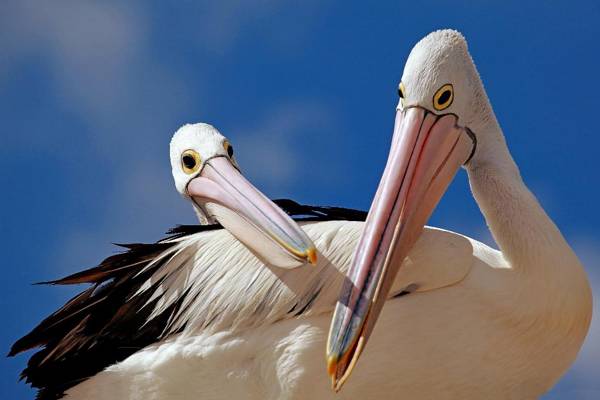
[327,30,499,388]
[170,123,317,268]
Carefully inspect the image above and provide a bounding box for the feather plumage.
[8,200,366,400]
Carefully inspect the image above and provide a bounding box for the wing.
[8,200,366,400]
[389,227,476,295]
[8,229,216,400]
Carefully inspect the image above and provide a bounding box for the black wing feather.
[8,200,365,400]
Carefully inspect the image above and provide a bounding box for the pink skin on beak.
[326,107,475,390]
[187,156,317,268]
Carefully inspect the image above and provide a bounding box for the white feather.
[62,217,589,399]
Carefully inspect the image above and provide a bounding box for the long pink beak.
[187,156,317,269]
[326,106,476,390]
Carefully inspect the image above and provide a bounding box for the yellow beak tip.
[306,247,318,265]
[326,354,338,376]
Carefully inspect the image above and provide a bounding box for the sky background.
[1,1,599,398]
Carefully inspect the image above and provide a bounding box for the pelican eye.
[433,84,454,111]
[398,82,406,108]
[223,140,234,158]
[397,82,405,99]
[181,150,201,174]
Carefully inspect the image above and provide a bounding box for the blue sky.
[1,1,599,398]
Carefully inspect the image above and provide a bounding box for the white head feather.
[170,123,238,223]
[170,123,239,197]
[400,29,513,171]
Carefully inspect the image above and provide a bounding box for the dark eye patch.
[227,145,234,158]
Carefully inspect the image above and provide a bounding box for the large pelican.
[327,29,593,397]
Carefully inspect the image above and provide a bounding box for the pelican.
[8,123,326,399]
[327,29,593,398]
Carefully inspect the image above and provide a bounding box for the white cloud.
[195,0,276,53]
[191,0,327,55]
[0,1,145,117]
[0,0,199,167]
[230,100,341,196]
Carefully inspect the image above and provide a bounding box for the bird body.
[59,216,588,400]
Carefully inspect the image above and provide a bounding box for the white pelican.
[327,29,593,398]
[8,123,326,398]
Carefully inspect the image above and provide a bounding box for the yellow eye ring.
[223,140,234,158]
[433,83,454,111]
[181,149,202,174]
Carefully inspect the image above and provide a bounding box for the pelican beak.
[326,106,476,389]
[187,156,317,269]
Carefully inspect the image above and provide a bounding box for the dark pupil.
[227,145,234,158]
[438,90,451,105]
[398,87,404,98]
[182,155,196,169]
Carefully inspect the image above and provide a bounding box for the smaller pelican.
[9,123,318,399]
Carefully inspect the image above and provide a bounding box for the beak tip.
[326,354,337,376]
[327,354,342,391]
[307,247,318,266]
